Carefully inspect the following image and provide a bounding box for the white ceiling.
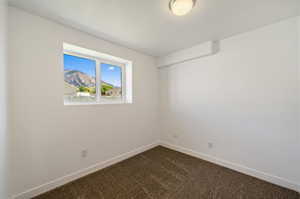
[8,0,300,57]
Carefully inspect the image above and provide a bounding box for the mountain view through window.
[64,54,123,103]
[64,54,96,103]
[101,63,122,98]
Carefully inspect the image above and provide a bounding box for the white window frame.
[63,43,132,105]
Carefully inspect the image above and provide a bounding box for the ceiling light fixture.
[169,0,196,16]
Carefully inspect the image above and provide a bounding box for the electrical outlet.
[81,149,88,158]
[208,142,213,149]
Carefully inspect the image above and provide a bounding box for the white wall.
[160,17,300,191]
[0,0,8,198]
[8,7,159,196]
[296,12,300,189]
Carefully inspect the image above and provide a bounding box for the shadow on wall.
[0,0,9,198]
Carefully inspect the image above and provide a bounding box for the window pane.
[64,54,96,103]
[101,63,122,98]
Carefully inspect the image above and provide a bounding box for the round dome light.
[169,0,196,16]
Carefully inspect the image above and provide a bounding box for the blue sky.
[64,54,96,77]
[64,54,122,87]
[101,63,122,87]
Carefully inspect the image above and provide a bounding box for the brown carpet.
[34,146,299,199]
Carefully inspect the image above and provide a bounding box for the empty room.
[0,0,300,198]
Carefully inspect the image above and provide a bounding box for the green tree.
[78,86,85,92]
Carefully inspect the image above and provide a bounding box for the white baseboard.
[160,141,300,193]
[12,141,160,199]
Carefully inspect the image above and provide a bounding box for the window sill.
[64,101,132,106]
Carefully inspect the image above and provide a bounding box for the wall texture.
[8,7,159,196]
[159,17,300,190]
[0,0,8,198]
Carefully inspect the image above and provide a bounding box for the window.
[64,54,97,103]
[101,63,123,98]
[63,43,132,105]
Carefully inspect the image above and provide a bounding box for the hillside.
[64,70,116,88]
[64,70,121,96]
[64,70,96,88]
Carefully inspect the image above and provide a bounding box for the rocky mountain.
[64,70,120,91]
[64,70,96,88]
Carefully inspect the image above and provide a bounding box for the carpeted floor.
[34,146,299,199]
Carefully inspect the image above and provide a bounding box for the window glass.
[64,54,96,103]
[101,63,122,98]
